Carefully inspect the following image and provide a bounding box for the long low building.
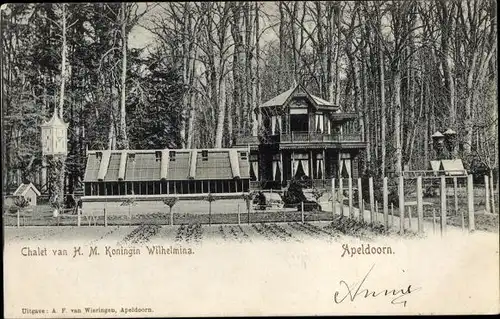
[82,148,251,213]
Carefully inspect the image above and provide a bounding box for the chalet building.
[233,84,366,190]
[81,84,366,212]
[83,148,250,198]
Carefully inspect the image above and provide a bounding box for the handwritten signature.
[334,264,421,307]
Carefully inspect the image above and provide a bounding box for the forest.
[1,1,498,194]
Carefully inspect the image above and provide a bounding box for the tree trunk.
[214,77,226,148]
[119,2,129,149]
[231,2,243,136]
[244,2,254,133]
[186,45,198,149]
[252,1,260,136]
[58,3,67,119]
[463,52,478,158]
[180,3,191,149]
[379,36,386,177]
[393,67,403,175]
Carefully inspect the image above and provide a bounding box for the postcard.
[2,1,499,317]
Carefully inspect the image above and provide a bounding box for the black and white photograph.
[2,1,498,317]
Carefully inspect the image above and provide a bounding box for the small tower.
[41,110,68,156]
[41,110,68,205]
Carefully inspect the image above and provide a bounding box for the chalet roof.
[261,87,295,108]
[259,84,338,110]
[83,148,250,182]
[13,182,41,197]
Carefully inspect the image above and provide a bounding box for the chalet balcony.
[279,131,362,143]
[234,131,365,149]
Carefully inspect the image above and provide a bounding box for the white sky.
[128,2,279,50]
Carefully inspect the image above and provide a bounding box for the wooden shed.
[12,182,41,206]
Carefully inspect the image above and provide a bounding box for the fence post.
[129,206,131,226]
[358,178,364,222]
[453,177,458,216]
[408,206,412,229]
[391,202,394,226]
[301,202,304,223]
[104,208,107,227]
[440,175,447,236]
[170,209,174,226]
[416,176,423,234]
[467,174,475,233]
[369,177,374,223]
[238,204,241,225]
[77,207,81,227]
[432,208,436,234]
[490,172,496,215]
[484,175,490,214]
[361,201,365,223]
[332,178,336,218]
[375,200,379,223]
[17,209,20,228]
[383,177,388,229]
[348,178,353,218]
[339,178,344,216]
[398,175,405,234]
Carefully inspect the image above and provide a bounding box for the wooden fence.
[329,174,491,236]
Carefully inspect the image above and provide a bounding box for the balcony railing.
[280,131,363,143]
[235,131,363,145]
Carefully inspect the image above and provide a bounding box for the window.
[118,182,125,195]
[155,151,161,162]
[169,151,176,161]
[202,150,208,161]
[240,152,247,160]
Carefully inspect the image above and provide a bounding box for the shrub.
[283,179,306,205]
[13,196,30,209]
[163,197,178,210]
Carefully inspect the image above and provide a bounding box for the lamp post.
[431,131,446,160]
[443,128,457,159]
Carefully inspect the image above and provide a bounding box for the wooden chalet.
[233,84,367,190]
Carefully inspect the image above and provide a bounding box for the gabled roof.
[440,159,466,175]
[429,160,441,172]
[84,148,250,182]
[41,111,68,128]
[261,87,295,108]
[429,159,467,175]
[258,84,338,110]
[13,182,41,197]
[310,94,335,107]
